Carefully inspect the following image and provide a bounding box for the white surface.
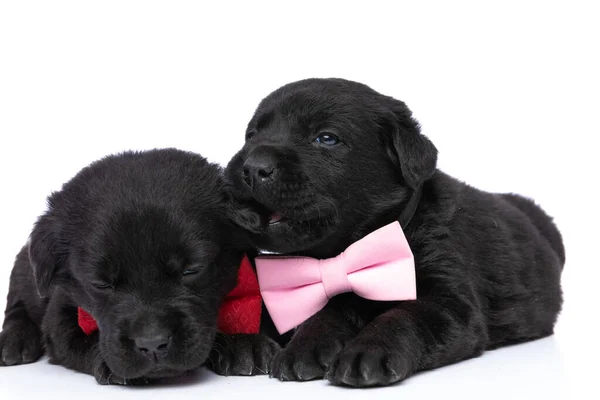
[0,338,569,400]
[0,1,598,399]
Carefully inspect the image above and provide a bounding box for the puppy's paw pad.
[270,337,344,381]
[207,333,281,376]
[0,323,43,366]
[325,342,410,387]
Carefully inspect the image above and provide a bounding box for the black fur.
[225,78,565,387]
[0,148,278,384]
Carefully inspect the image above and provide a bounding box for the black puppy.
[225,78,565,387]
[0,148,278,384]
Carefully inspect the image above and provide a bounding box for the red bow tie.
[78,255,262,336]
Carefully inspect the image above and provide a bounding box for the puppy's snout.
[243,146,278,187]
[133,330,172,359]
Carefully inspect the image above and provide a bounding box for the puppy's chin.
[251,215,337,255]
[139,367,192,380]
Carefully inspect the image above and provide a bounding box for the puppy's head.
[226,78,437,255]
[28,149,246,380]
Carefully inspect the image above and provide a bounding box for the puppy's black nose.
[243,147,278,187]
[134,333,171,359]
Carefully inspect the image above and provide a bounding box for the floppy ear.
[28,214,63,298]
[384,99,438,189]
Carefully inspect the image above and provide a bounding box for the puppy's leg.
[206,332,281,376]
[326,294,487,387]
[269,294,381,381]
[0,246,46,366]
[42,289,144,385]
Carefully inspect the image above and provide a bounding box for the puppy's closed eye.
[182,266,203,278]
[94,282,115,290]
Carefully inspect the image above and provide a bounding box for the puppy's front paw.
[325,341,411,387]
[0,321,44,366]
[93,361,148,386]
[270,335,345,381]
[207,333,281,376]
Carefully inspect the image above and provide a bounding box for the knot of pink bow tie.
[255,221,417,334]
[319,254,352,298]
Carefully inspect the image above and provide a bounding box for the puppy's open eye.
[245,131,257,141]
[315,133,340,146]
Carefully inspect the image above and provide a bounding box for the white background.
[0,1,598,399]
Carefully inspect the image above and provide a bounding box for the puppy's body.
[226,78,564,386]
[0,149,276,383]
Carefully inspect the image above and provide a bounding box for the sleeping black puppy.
[0,148,278,384]
[225,78,565,387]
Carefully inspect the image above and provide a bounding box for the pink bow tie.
[255,221,416,334]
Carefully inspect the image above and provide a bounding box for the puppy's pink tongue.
[269,212,283,224]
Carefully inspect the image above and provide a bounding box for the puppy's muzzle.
[243,146,279,188]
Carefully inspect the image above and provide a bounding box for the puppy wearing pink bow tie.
[225,78,565,387]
